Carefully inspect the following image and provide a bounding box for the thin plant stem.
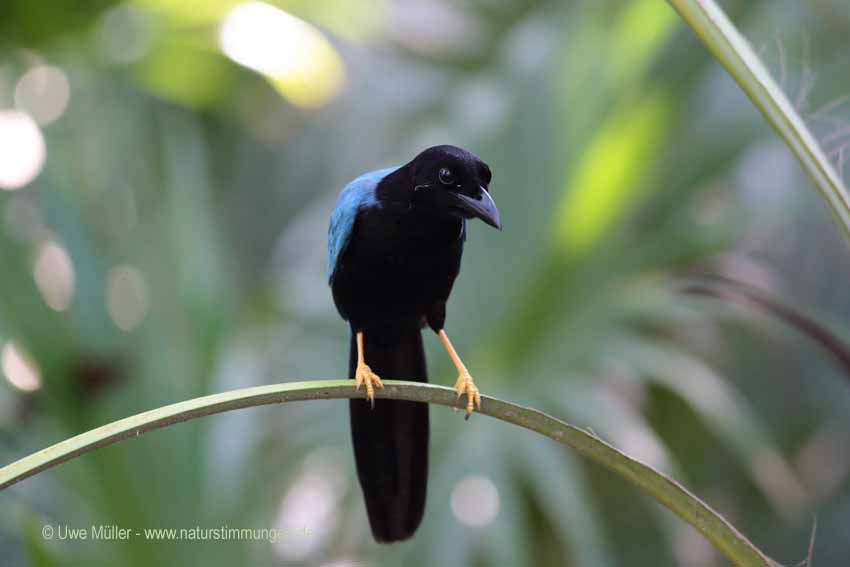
[667,0,850,245]
[1,380,776,567]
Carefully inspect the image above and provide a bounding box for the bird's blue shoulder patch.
[327,166,399,283]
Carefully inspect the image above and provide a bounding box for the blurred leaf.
[610,0,679,83]
[133,40,238,108]
[555,92,671,255]
[623,339,808,518]
[516,434,615,567]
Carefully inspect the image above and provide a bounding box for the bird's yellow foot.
[454,371,481,419]
[355,363,383,408]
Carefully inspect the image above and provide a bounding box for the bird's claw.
[355,363,383,408]
[454,371,481,419]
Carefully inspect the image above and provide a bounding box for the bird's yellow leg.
[354,331,383,408]
[438,329,481,417]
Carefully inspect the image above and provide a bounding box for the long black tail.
[349,327,429,542]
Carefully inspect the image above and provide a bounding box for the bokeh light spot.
[107,266,150,332]
[450,475,500,527]
[218,2,344,108]
[34,239,76,312]
[14,65,71,125]
[0,110,46,190]
[1,342,42,392]
[274,448,345,560]
[97,3,154,64]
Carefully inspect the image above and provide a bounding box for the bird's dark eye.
[438,167,455,185]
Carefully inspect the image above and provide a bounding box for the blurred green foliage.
[1,0,850,566]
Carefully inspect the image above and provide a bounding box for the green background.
[1,0,850,565]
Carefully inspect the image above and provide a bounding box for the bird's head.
[404,145,501,230]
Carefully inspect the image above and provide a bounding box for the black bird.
[327,145,501,542]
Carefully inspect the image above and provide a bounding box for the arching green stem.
[1,380,775,567]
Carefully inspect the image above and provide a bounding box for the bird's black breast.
[331,202,464,341]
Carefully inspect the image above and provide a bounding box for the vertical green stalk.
[667,0,850,243]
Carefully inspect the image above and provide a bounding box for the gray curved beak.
[453,186,502,230]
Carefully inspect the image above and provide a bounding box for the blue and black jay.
[327,145,501,542]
